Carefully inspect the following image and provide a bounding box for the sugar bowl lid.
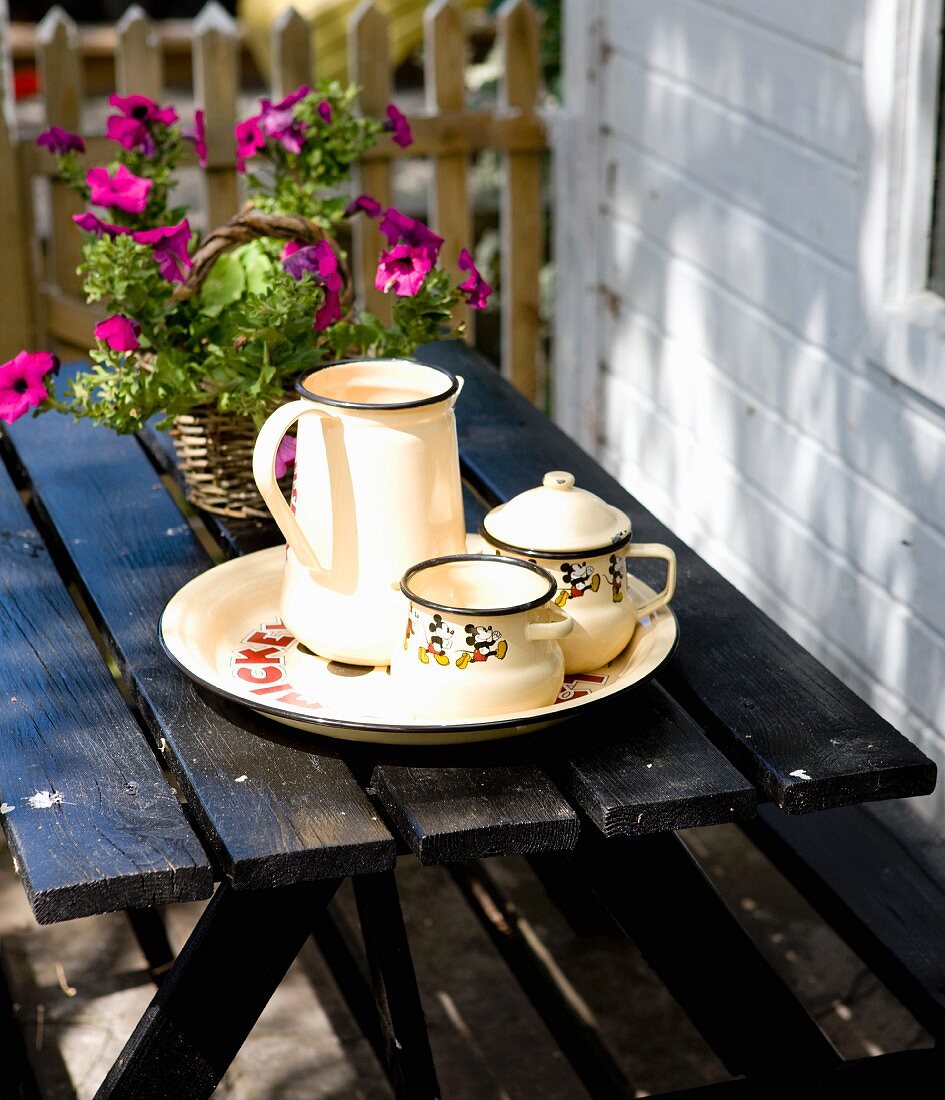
[482,471,632,556]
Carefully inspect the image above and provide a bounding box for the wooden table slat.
[419,341,937,812]
[0,460,213,922]
[1,383,396,888]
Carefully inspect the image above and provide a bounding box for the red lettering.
[235,647,283,665]
[236,665,283,685]
[277,691,322,711]
[244,630,294,649]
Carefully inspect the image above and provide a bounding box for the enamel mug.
[252,359,468,666]
[390,555,573,719]
[480,472,677,673]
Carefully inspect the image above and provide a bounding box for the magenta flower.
[282,240,344,330]
[133,219,193,283]
[275,435,297,479]
[72,212,133,237]
[107,93,178,154]
[36,126,84,154]
[345,194,382,218]
[87,164,153,214]
[375,243,432,297]
[383,104,412,148]
[183,109,208,168]
[95,314,141,352]
[458,249,492,310]
[258,85,310,154]
[0,350,59,425]
[379,206,443,263]
[235,115,265,173]
[317,100,332,124]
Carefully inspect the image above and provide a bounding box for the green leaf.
[200,252,246,316]
[238,241,275,296]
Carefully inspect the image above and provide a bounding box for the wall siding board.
[601,235,945,537]
[604,0,866,163]
[603,51,860,264]
[556,0,945,821]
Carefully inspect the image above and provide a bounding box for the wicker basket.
[163,205,352,518]
[169,401,292,519]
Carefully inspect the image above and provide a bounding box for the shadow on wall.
[588,1,945,821]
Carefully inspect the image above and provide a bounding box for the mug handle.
[526,605,574,642]
[626,543,677,619]
[252,398,331,573]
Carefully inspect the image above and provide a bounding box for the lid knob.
[543,471,575,491]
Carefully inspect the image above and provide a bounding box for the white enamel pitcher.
[252,359,467,666]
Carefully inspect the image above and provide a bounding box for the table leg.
[96,878,341,1100]
[571,829,841,1082]
[353,870,441,1100]
[125,907,175,985]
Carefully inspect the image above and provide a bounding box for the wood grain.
[1,368,395,887]
[0,462,212,922]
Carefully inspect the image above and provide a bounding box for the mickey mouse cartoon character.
[555,562,600,607]
[454,624,508,669]
[607,553,625,603]
[418,614,454,665]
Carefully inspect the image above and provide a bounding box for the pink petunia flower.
[87,164,153,214]
[275,435,297,479]
[36,126,85,154]
[95,314,141,352]
[72,212,133,237]
[183,109,207,168]
[375,243,432,297]
[378,206,443,263]
[383,103,412,148]
[235,115,265,172]
[0,350,59,425]
[317,100,332,124]
[133,219,193,283]
[457,249,492,311]
[282,240,344,330]
[106,93,178,154]
[258,85,310,154]
[344,194,382,218]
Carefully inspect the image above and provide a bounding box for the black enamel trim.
[295,357,459,410]
[478,526,633,560]
[400,554,558,617]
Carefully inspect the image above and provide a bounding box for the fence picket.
[272,7,313,99]
[193,1,239,230]
[115,5,163,101]
[498,0,542,400]
[0,9,35,357]
[425,0,471,338]
[349,1,392,322]
[37,7,84,303]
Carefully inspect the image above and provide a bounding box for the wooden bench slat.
[419,341,936,812]
[747,799,945,1038]
[1,376,395,887]
[0,460,212,922]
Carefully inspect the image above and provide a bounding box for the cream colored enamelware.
[391,555,572,719]
[481,471,677,673]
[253,359,467,666]
[158,543,679,745]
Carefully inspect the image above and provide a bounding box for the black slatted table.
[0,340,936,1100]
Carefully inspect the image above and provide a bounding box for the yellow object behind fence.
[240,0,487,85]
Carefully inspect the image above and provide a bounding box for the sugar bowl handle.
[626,543,677,619]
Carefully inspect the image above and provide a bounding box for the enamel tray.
[159,543,679,746]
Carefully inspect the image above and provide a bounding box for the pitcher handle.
[252,399,330,573]
[626,543,677,620]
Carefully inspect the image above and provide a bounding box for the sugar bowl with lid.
[479,471,676,672]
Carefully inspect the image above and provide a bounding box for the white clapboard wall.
[553,0,945,824]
